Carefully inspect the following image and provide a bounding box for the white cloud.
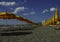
[42,9,48,13]
[50,7,56,12]
[42,7,56,14]
[10,8,13,10]
[30,12,35,14]
[23,12,36,15]
[0,1,16,6]
[13,7,25,14]
[23,13,28,15]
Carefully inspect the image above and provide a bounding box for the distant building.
[42,8,60,26]
[42,20,46,25]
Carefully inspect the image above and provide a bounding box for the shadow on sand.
[0,32,32,36]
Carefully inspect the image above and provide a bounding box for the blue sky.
[0,0,60,25]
